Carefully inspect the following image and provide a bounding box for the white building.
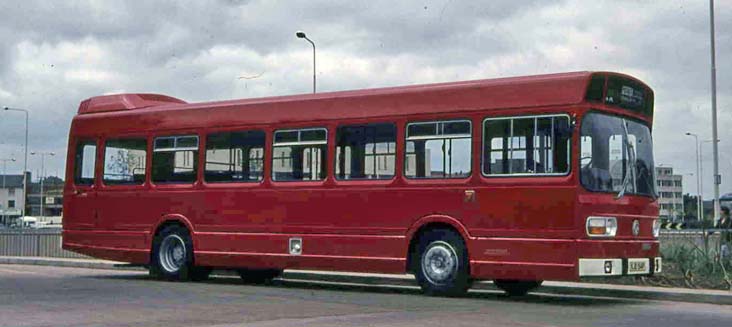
[655,167,684,221]
[0,174,27,226]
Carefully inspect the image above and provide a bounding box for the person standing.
[716,206,731,259]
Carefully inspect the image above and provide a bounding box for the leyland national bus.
[63,71,661,296]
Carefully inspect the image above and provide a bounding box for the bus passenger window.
[152,135,199,183]
[74,141,97,185]
[272,128,327,181]
[103,138,147,185]
[483,115,570,175]
[405,120,471,179]
[336,123,396,180]
[205,130,265,182]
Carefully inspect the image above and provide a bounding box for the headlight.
[586,216,617,237]
[652,219,660,238]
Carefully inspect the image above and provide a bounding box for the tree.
[683,193,699,220]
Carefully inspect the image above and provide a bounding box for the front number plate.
[627,258,650,274]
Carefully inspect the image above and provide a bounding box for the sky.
[0,0,730,198]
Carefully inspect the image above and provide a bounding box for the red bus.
[63,71,661,296]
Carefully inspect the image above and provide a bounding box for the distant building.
[27,176,64,217]
[656,166,684,220]
[0,173,29,226]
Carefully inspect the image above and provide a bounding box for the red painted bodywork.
[62,71,660,281]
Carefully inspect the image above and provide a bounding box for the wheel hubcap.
[421,241,458,285]
[159,234,186,273]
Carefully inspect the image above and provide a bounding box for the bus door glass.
[69,140,98,228]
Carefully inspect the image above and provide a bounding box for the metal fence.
[0,229,89,258]
[660,229,730,255]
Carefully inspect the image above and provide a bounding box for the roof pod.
[77,93,186,114]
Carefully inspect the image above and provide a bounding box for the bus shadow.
[88,272,639,307]
[268,279,638,306]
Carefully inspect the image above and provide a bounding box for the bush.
[656,237,732,290]
[585,234,732,290]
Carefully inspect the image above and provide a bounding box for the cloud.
[0,0,730,198]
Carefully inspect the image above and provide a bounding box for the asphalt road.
[0,265,730,327]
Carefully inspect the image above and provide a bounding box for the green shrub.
[654,235,732,290]
[585,234,732,290]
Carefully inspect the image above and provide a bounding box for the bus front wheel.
[414,229,471,296]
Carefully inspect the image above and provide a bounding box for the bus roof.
[72,71,651,133]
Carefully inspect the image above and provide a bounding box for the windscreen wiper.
[615,120,636,200]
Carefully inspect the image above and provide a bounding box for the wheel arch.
[149,214,197,263]
[151,214,195,238]
[405,214,472,273]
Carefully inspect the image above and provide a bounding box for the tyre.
[493,280,542,296]
[413,228,471,296]
[150,224,201,281]
[237,269,282,284]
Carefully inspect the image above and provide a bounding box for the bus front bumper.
[578,257,662,277]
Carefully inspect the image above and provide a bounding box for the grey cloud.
[0,0,730,198]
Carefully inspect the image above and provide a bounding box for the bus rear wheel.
[150,224,207,281]
[414,229,471,296]
[493,280,542,296]
[237,269,282,284]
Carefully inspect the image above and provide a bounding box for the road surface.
[0,264,729,326]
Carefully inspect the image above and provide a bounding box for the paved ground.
[1,265,730,327]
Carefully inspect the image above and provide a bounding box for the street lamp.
[701,138,719,220]
[3,107,29,217]
[709,0,721,224]
[0,157,16,226]
[686,132,703,221]
[31,151,54,218]
[296,30,316,93]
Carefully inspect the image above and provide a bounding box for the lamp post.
[296,30,316,93]
[701,138,720,221]
[31,151,54,218]
[709,0,721,224]
[3,107,29,218]
[0,157,16,226]
[686,132,703,221]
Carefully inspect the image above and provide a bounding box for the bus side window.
[205,130,265,182]
[74,141,97,185]
[103,138,147,185]
[483,115,570,175]
[405,120,471,179]
[335,123,396,180]
[272,128,327,181]
[152,135,199,183]
[484,119,511,174]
